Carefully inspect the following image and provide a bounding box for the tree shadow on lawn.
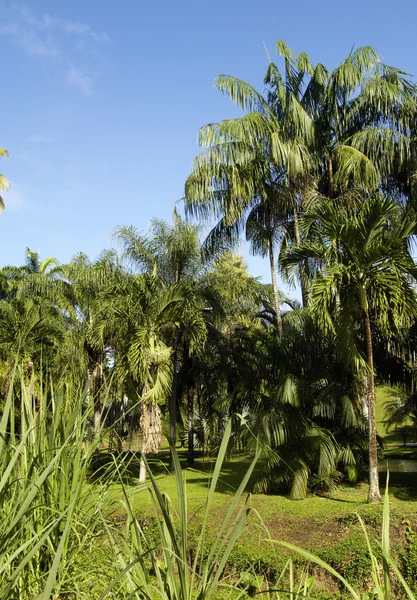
[88,449,170,486]
[88,447,417,504]
[88,447,259,492]
[379,470,417,501]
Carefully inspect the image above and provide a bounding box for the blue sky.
[1,0,416,294]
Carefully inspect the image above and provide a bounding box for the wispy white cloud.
[4,5,109,47]
[0,3,108,93]
[59,20,110,43]
[28,134,54,143]
[0,21,57,56]
[67,65,93,95]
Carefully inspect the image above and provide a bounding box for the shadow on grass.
[382,425,416,446]
[88,447,260,492]
[88,446,417,504]
[88,449,169,486]
[379,470,417,501]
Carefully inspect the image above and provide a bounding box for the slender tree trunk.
[169,331,182,472]
[268,242,282,336]
[362,306,381,504]
[264,204,282,336]
[117,394,128,453]
[92,351,104,439]
[328,151,340,318]
[360,375,369,419]
[293,207,309,307]
[169,354,179,472]
[139,454,147,484]
[187,382,195,464]
[333,240,341,312]
[328,153,334,200]
[93,407,101,438]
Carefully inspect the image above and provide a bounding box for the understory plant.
[0,370,107,599]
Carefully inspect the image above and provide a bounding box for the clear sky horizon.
[1,0,416,297]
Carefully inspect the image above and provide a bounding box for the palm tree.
[114,212,207,467]
[282,195,417,502]
[253,311,366,499]
[185,42,414,309]
[93,273,206,483]
[0,296,65,397]
[184,68,312,321]
[60,250,124,434]
[274,43,415,302]
[0,249,69,396]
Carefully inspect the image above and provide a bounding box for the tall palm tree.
[184,70,312,321]
[60,250,124,434]
[273,42,415,301]
[185,42,415,309]
[282,195,417,502]
[114,212,207,467]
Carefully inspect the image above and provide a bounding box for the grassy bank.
[82,385,417,597]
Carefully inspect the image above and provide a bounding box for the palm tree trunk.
[360,375,369,419]
[268,244,282,336]
[92,352,103,439]
[328,153,334,199]
[362,306,381,504]
[293,208,309,307]
[187,382,195,464]
[169,354,179,472]
[139,454,147,484]
[169,331,182,471]
[93,407,101,438]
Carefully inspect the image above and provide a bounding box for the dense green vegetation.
[2,40,417,597]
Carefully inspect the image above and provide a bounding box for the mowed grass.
[97,425,417,563]
[376,384,417,452]
[99,385,416,518]
[85,398,417,594]
[80,385,417,594]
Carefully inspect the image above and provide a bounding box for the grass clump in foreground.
[0,372,114,599]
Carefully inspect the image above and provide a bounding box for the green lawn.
[90,402,417,596]
[98,441,417,549]
[92,445,417,595]
[376,384,417,450]
[97,388,417,531]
